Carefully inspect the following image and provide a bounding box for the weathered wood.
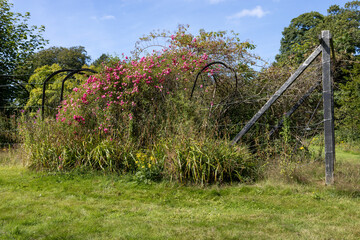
[231,45,322,145]
[321,30,335,185]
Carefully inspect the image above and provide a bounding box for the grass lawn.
[0,147,359,239]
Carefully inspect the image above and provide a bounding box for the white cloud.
[100,15,116,20]
[91,15,116,21]
[209,0,225,4]
[227,6,269,19]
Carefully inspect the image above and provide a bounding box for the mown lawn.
[0,147,360,239]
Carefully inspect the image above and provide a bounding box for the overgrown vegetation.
[1,1,360,186]
[19,25,263,184]
[1,1,360,238]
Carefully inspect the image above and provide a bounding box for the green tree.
[31,46,91,70]
[91,53,121,69]
[276,11,324,63]
[0,0,47,108]
[92,53,110,67]
[276,1,360,64]
[336,58,360,141]
[24,64,91,116]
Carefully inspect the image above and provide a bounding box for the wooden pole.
[321,30,335,185]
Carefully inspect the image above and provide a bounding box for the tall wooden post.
[321,30,335,185]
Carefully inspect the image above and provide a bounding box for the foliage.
[19,26,262,184]
[276,1,360,64]
[336,58,360,141]
[163,138,257,184]
[134,24,260,72]
[276,11,324,64]
[0,0,47,108]
[0,112,19,146]
[30,46,91,70]
[92,53,121,68]
[23,64,94,116]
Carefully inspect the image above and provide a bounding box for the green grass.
[336,145,360,164]
[310,143,360,164]
[0,147,360,239]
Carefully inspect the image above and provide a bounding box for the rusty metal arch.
[190,61,238,100]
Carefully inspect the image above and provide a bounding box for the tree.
[276,11,324,63]
[24,64,90,116]
[0,0,47,108]
[92,54,110,67]
[31,46,91,70]
[336,57,360,141]
[91,53,121,69]
[276,1,360,64]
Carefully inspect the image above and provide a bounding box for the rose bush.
[20,26,260,184]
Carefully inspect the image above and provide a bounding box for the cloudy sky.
[11,0,350,64]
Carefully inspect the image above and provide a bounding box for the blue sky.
[11,0,350,64]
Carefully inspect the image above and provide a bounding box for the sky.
[10,0,351,65]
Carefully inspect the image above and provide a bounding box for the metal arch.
[59,68,97,103]
[41,69,76,119]
[190,61,238,100]
[1,76,30,96]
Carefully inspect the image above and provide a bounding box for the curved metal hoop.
[42,69,75,119]
[190,61,238,100]
[59,68,97,103]
[42,68,98,119]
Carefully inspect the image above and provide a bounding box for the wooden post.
[321,30,335,185]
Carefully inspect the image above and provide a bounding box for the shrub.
[20,26,262,184]
[163,138,258,184]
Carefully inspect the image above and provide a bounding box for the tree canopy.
[0,0,47,108]
[31,46,91,70]
[276,1,360,64]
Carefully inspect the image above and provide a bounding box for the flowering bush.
[55,47,210,145]
[20,26,261,184]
